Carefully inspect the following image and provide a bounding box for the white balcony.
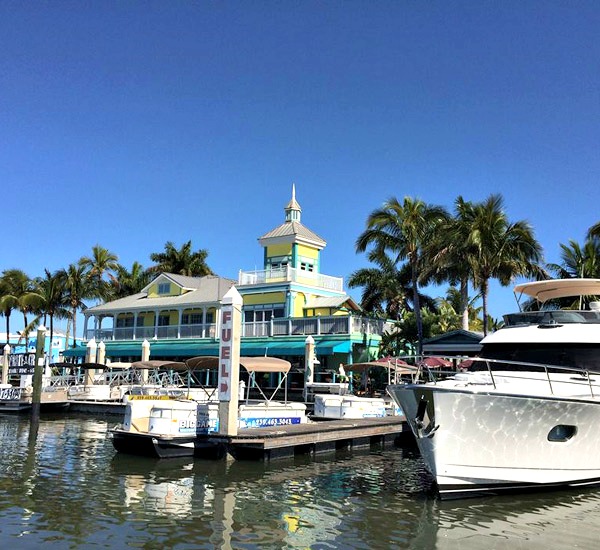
[238,266,344,292]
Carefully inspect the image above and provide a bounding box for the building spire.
[285,183,302,223]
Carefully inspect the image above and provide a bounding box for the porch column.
[154,310,159,339]
[177,309,182,339]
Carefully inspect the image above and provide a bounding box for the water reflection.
[2,414,600,548]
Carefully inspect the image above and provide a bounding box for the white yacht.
[387,278,600,499]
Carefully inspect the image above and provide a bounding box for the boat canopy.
[131,360,187,370]
[155,355,293,374]
[514,278,600,304]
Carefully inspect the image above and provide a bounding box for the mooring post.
[84,338,97,386]
[31,325,47,422]
[218,286,242,436]
[1,344,10,385]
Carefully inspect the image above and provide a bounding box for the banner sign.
[7,353,36,375]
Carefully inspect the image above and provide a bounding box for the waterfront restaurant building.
[64,188,389,385]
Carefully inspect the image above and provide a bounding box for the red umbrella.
[419,356,453,368]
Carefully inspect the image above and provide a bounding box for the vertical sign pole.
[218,286,242,436]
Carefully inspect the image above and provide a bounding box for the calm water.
[1,414,600,549]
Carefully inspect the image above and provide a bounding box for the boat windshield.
[475,343,600,373]
[503,310,600,326]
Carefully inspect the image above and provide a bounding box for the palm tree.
[32,270,70,353]
[108,261,152,299]
[355,196,449,353]
[1,272,20,343]
[424,196,479,331]
[463,194,544,335]
[81,245,119,302]
[0,269,43,348]
[60,261,93,347]
[149,241,214,277]
[588,222,600,240]
[546,238,600,309]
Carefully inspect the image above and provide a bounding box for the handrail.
[392,354,600,399]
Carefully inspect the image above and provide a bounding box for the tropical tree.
[461,194,544,335]
[546,237,600,309]
[434,287,483,333]
[547,239,600,280]
[80,245,119,301]
[60,261,93,347]
[424,196,481,331]
[149,241,214,277]
[0,269,43,348]
[108,261,152,299]
[588,222,600,240]
[355,197,449,353]
[0,271,21,342]
[31,269,70,353]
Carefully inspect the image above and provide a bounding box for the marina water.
[1,414,600,549]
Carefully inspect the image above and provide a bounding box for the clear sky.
[2,1,599,333]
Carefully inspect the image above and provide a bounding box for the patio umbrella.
[419,356,453,368]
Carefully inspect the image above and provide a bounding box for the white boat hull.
[388,382,600,498]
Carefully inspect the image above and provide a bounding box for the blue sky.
[2,2,599,333]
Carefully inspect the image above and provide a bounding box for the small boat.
[110,356,308,458]
[0,384,69,412]
[387,278,600,499]
[312,358,414,420]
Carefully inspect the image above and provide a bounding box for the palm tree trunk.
[460,278,469,331]
[481,279,489,336]
[411,260,423,355]
[71,307,77,347]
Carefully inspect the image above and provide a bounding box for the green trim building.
[66,187,389,383]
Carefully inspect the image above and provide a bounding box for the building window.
[182,313,203,325]
[158,314,170,326]
[244,307,285,323]
[116,316,134,328]
[300,262,314,272]
[158,282,170,295]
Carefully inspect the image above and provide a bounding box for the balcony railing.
[238,267,344,292]
[85,315,386,341]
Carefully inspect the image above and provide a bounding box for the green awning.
[62,338,354,360]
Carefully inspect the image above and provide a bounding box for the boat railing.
[408,355,600,399]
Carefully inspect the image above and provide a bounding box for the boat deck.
[208,416,408,460]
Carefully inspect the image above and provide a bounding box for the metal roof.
[259,221,326,246]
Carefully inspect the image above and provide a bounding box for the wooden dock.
[208,416,409,460]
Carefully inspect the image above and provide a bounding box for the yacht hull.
[388,383,600,499]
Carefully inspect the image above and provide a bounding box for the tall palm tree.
[463,195,544,335]
[0,271,21,343]
[81,245,119,302]
[0,269,42,348]
[60,261,93,347]
[356,196,449,353]
[424,196,479,331]
[149,241,214,277]
[31,269,70,354]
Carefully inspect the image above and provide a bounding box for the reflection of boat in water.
[388,279,600,499]
[110,356,308,458]
[413,488,600,549]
